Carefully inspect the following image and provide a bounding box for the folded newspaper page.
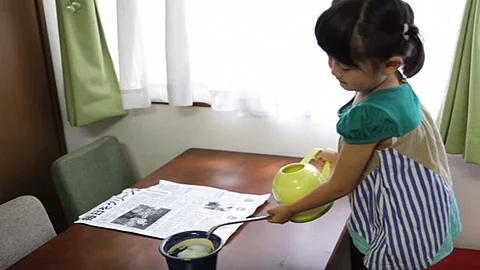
[75,180,270,242]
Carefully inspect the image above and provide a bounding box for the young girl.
[267,0,462,269]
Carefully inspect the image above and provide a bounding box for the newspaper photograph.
[75,180,271,241]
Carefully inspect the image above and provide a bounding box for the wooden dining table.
[9,148,351,270]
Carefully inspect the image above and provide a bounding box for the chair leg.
[350,236,367,270]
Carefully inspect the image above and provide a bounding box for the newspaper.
[75,180,270,242]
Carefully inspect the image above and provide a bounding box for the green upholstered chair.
[52,136,136,225]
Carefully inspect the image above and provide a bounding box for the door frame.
[34,0,67,155]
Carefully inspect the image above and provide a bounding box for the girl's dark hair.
[315,0,425,78]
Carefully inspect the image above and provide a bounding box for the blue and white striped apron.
[348,148,454,270]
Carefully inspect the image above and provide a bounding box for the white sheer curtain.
[97,0,466,118]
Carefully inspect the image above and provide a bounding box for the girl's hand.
[315,148,339,170]
[267,204,294,224]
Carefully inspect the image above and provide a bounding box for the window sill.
[151,101,211,108]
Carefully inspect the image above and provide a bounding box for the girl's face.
[328,57,389,92]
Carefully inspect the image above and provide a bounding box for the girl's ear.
[383,56,403,75]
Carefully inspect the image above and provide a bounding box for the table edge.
[182,147,303,159]
[325,224,348,270]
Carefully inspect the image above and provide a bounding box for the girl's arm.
[287,142,378,214]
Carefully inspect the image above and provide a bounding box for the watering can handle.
[300,148,331,179]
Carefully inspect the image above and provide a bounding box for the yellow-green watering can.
[271,148,333,223]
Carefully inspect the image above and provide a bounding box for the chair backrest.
[0,195,56,269]
[52,136,136,225]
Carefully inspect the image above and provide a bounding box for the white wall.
[62,105,343,177]
[43,0,480,250]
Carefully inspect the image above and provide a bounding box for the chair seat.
[428,248,480,270]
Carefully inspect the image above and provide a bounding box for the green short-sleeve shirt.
[337,82,422,144]
[337,82,462,269]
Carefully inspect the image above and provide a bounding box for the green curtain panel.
[437,0,480,164]
[56,0,126,127]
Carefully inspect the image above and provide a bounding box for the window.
[97,0,466,118]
